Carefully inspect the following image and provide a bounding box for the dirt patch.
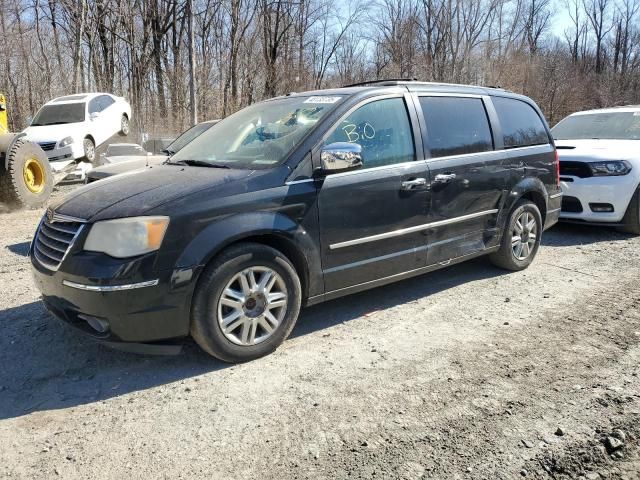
[0,186,639,479]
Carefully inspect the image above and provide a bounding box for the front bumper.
[39,142,83,163]
[30,247,198,352]
[560,174,638,223]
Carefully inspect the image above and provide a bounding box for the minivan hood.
[51,164,271,221]
[23,124,83,142]
[555,139,640,163]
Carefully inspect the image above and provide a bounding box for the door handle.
[400,177,427,190]
[433,173,457,184]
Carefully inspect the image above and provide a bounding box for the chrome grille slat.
[35,242,63,262]
[44,222,78,235]
[39,223,73,243]
[34,248,60,269]
[38,141,56,151]
[38,235,68,253]
[33,215,84,270]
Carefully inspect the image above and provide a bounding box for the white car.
[23,93,132,173]
[552,106,640,234]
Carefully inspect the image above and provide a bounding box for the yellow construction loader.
[0,93,53,208]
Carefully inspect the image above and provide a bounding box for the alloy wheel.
[511,211,538,260]
[217,266,288,346]
[121,116,130,135]
[84,139,95,162]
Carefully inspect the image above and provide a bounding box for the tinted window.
[552,112,640,140]
[325,98,414,169]
[492,96,549,148]
[420,97,493,158]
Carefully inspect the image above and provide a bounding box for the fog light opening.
[589,203,614,213]
[78,314,110,334]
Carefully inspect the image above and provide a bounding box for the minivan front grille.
[33,216,84,270]
[38,141,57,151]
[559,161,592,178]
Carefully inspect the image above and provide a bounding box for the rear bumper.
[559,175,638,223]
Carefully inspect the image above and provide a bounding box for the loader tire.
[0,138,53,209]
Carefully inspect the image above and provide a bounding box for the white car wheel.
[120,115,130,136]
[83,138,96,163]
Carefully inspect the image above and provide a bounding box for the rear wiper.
[166,159,230,168]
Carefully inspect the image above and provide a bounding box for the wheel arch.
[174,211,323,303]
[505,177,548,224]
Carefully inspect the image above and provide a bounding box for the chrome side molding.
[329,209,499,250]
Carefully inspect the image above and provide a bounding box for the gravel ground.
[1,185,639,479]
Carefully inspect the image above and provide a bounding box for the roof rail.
[341,78,418,88]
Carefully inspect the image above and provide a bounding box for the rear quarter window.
[492,96,549,148]
[420,96,493,158]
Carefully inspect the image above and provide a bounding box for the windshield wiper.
[166,159,231,168]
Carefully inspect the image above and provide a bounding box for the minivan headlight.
[84,216,169,258]
[590,160,632,176]
[59,136,74,148]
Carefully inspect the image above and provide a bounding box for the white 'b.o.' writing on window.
[342,123,376,143]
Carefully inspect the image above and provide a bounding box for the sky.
[551,4,575,38]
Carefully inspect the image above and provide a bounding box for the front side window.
[99,95,115,110]
[324,97,415,169]
[171,96,342,169]
[552,111,640,140]
[420,96,493,158]
[31,103,86,126]
[88,97,101,114]
[492,96,549,148]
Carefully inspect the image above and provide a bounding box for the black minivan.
[31,80,562,362]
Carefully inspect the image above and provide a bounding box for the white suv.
[23,93,132,172]
[552,106,640,234]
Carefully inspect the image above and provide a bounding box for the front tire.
[191,242,302,363]
[490,200,542,271]
[618,186,640,235]
[0,138,53,209]
[82,137,96,164]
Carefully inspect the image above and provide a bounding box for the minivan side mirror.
[90,112,99,121]
[320,142,363,174]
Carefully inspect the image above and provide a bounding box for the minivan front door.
[316,95,430,292]
[416,95,508,265]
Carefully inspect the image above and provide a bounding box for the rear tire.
[490,200,542,271]
[191,242,302,363]
[617,187,640,235]
[119,115,130,136]
[82,137,96,164]
[0,138,53,209]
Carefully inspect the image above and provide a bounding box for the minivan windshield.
[170,96,343,168]
[552,111,640,140]
[165,121,216,154]
[32,103,86,126]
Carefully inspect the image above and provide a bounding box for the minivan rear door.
[416,94,509,265]
[316,93,430,292]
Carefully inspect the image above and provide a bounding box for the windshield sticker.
[304,96,341,104]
